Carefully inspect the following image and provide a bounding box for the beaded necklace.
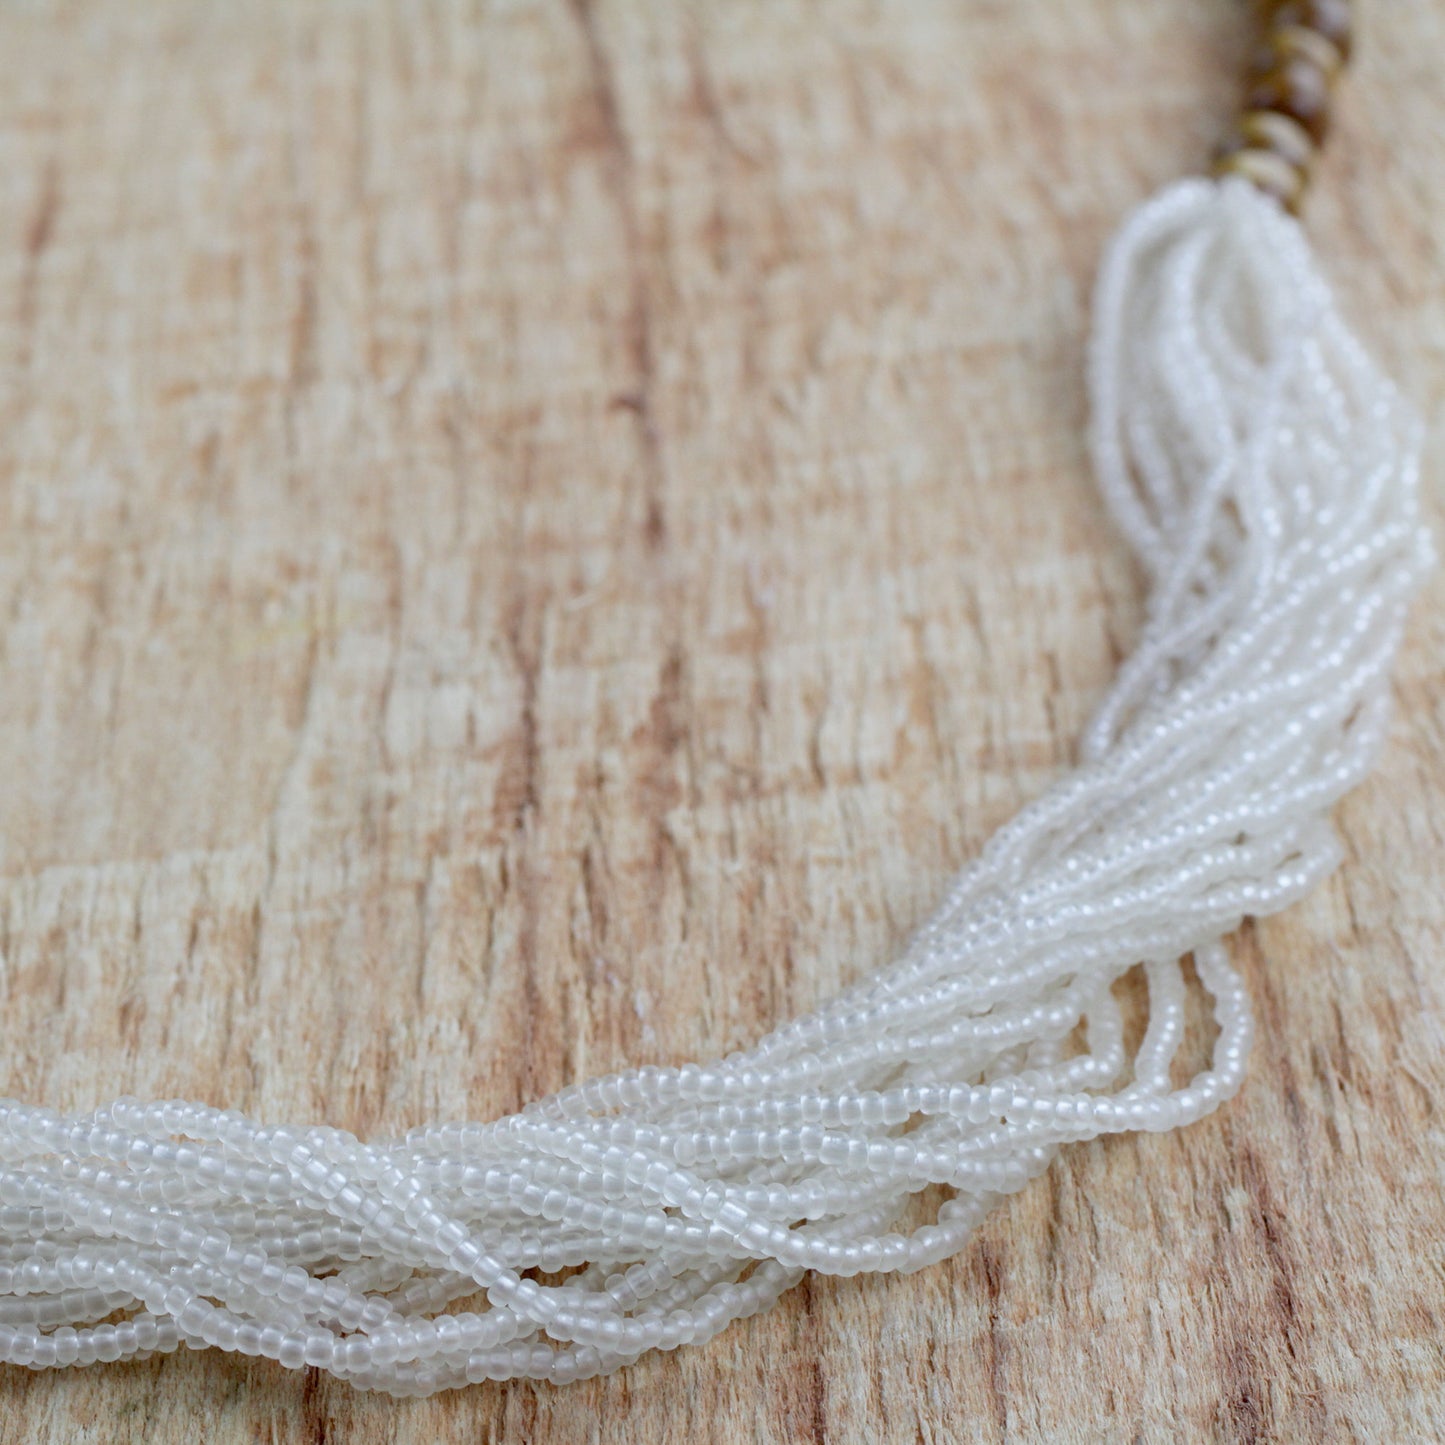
[0,0,1430,1395]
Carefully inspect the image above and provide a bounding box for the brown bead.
[1258,23,1345,82]
[1247,56,1333,143]
[1213,147,1307,214]
[1218,109,1316,174]
[1256,0,1353,63]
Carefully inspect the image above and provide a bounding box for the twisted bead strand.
[0,177,1428,1394]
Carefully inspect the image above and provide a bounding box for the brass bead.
[1212,147,1307,214]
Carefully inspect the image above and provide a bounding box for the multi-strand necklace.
[0,0,1430,1396]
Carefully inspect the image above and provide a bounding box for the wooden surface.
[1,1,1443,1440]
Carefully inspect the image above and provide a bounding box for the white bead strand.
[0,178,1430,1394]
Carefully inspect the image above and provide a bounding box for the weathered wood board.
[1,2,1442,1440]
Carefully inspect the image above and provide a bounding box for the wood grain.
[1,2,1443,1440]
